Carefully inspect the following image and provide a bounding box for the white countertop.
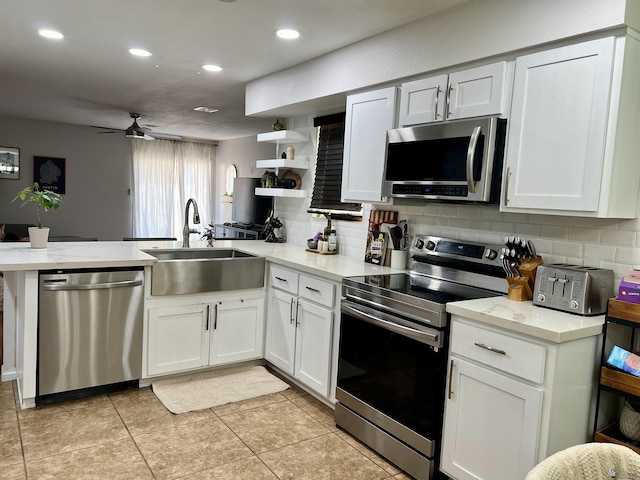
[446,296,605,343]
[0,239,401,281]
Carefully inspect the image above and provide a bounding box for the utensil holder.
[507,256,544,302]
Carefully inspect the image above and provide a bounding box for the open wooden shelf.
[594,422,640,455]
[607,298,640,326]
[257,130,308,144]
[600,366,640,398]
[255,187,306,198]
[255,158,309,170]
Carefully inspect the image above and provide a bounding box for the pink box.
[618,279,640,304]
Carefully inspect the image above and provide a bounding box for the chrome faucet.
[182,198,201,248]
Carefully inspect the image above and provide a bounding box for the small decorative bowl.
[307,239,318,250]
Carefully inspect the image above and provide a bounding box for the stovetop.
[342,235,508,329]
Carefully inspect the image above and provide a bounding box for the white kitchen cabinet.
[441,317,600,480]
[265,264,336,398]
[398,61,507,126]
[341,86,397,203]
[145,291,265,377]
[209,297,264,366]
[147,304,210,376]
[502,34,640,218]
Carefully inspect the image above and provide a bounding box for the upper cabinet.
[502,35,640,218]
[341,86,397,203]
[398,61,508,126]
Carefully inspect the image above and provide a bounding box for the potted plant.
[201,222,216,247]
[12,182,62,248]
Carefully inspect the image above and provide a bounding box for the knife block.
[507,256,544,302]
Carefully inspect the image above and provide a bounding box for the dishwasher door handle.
[42,279,143,291]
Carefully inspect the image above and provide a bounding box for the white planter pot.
[28,227,50,249]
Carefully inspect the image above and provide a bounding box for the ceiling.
[0,0,467,141]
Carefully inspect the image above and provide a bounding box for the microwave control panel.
[392,184,468,196]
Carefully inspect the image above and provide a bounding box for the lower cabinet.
[441,356,543,480]
[145,292,264,377]
[440,317,600,480]
[264,264,337,398]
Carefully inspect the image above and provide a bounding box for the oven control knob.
[485,249,498,260]
[426,241,436,251]
[570,300,579,310]
[415,239,424,249]
[537,294,546,303]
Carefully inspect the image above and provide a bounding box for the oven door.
[337,299,448,457]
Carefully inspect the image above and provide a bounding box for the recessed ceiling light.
[202,64,223,72]
[194,106,219,113]
[275,29,300,40]
[38,29,64,40]
[129,48,152,57]
[219,0,237,2]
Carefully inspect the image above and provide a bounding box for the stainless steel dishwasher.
[38,268,144,397]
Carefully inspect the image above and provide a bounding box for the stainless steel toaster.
[533,264,614,315]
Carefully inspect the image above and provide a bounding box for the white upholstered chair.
[525,443,640,480]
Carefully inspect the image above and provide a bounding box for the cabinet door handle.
[305,286,320,293]
[296,302,301,327]
[504,166,511,206]
[446,82,453,118]
[434,84,441,120]
[474,342,507,356]
[275,276,288,282]
[290,298,295,324]
[213,303,218,330]
[205,305,210,331]
[448,359,454,400]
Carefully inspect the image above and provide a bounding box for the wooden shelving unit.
[593,298,640,449]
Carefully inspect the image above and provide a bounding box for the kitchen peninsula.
[0,239,397,408]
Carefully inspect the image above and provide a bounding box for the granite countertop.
[0,239,401,281]
[446,296,605,343]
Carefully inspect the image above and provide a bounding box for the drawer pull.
[474,342,507,356]
[275,276,288,282]
[305,286,321,293]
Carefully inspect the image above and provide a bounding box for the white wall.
[0,116,133,240]
[247,0,630,116]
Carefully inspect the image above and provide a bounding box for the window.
[308,113,362,219]
[132,139,213,239]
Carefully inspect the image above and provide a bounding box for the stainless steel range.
[335,235,508,480]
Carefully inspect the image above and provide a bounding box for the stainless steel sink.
[144,248,265,295]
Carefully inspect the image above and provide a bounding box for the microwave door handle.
[466,125,482,194]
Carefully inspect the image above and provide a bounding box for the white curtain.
[132,139,213,239]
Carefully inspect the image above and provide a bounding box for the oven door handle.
[341,301,442,348]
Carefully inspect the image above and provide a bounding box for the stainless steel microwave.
[383,116,507,203]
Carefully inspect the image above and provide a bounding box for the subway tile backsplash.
[276,199,640,289]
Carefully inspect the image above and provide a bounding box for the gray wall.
[0,116,133,240]
[214,135,275,225]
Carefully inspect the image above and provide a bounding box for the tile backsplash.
[276,197,640,291]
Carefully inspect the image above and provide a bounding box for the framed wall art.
[34,156,66,194]
[0,146,20,179]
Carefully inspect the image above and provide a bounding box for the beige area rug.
[152,365,290,414]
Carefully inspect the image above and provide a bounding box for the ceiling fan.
[95,113,182,141]
[124,113,154,140]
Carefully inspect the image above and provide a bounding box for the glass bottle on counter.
[328,228,337,252]
[323,213,332,240]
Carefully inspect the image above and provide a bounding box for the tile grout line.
[107,392,158,479]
